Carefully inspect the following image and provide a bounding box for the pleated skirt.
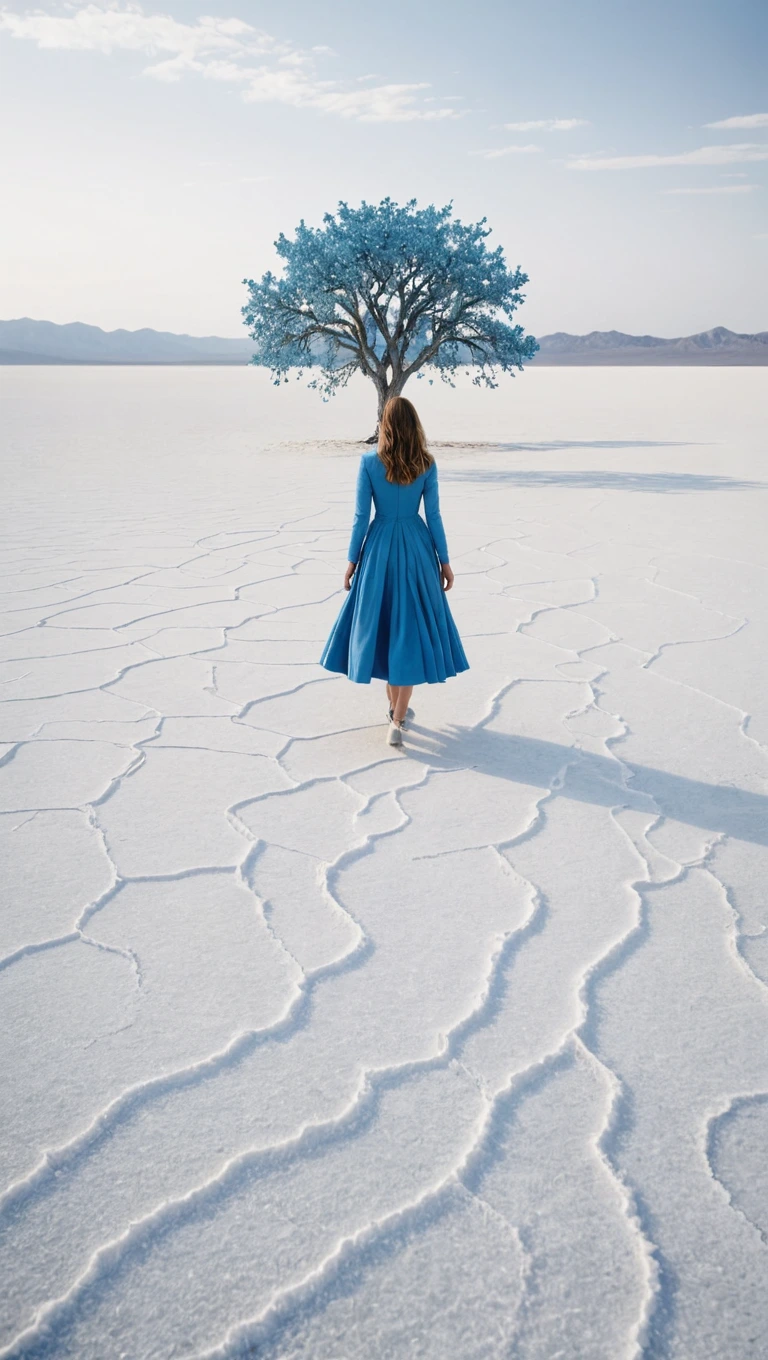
[320,515,470,685]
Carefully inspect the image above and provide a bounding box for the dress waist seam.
[371,513,421,523]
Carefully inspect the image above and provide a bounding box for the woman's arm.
[423,461,450,565]
[346,456,373,582]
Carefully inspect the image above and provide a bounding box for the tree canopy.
[242,198,538,433]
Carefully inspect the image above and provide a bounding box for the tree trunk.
[363,375,406,444]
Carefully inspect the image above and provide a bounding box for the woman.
[320,396,469,745]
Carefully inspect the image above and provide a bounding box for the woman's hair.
[377,397,434,485]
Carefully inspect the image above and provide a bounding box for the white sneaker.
[387,719,404,746]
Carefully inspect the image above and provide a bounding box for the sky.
[0,0,766,339]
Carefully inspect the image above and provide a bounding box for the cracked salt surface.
[1,366,767,1359]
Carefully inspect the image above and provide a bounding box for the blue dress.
[320,452,470,686]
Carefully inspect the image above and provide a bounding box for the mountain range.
[0,318,253,365]
[1,318,767,366]
[533,325,768,365]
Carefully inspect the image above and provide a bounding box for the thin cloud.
[0,3,460,123]
[705,113,768,129]
[569,143,768,170]
[473,144,541,160]
[664,184,759,195]
[504,118,588,131]
[0,7,265,57]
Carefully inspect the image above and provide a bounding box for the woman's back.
[349,451,449,566]
[363,450,429,518]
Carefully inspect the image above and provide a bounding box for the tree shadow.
[405,724,768,846]
[441,439,697,452]
[441,469,764,493]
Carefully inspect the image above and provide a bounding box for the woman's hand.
[344,561,356,591]
[441,563,454,591]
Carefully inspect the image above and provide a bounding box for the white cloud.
[568,143,768,170]
[664,184,759,195]
[235,68,435,121]
[503,118,588,131]
[0,6,265,58]
[473,144,541,160]
[705,113,768,129]
[0,3,460,122]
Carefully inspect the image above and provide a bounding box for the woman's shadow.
[404,721,768,846]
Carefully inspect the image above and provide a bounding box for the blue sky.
[0,0,765,337]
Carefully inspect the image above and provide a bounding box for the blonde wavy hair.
[377,396,434,485]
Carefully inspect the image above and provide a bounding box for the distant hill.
[1,318,766,366]
[0,318,254,364]
[533,326,768,365]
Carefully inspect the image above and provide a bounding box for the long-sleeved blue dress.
[320,451,470,686]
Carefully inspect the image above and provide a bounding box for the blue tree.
[242,198,538,439]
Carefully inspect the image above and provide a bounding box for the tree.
[242,198,538,439]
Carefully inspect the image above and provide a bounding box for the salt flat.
[1,365,767,1359]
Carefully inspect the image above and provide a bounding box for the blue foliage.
[242,199,538,415]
